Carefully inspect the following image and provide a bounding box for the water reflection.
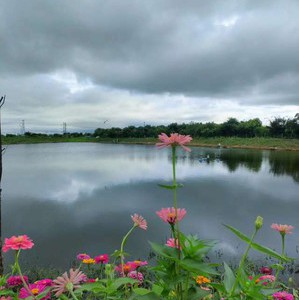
[2,143,299,269]
[269,151,299,183]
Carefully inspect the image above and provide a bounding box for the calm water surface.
[2,143,299,269]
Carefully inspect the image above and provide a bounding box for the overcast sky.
[1,0,299,133]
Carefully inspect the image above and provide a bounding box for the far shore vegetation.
[3,115,299,151]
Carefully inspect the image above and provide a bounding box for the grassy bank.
[2,135,299,151]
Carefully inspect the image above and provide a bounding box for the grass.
[2,135,299,151]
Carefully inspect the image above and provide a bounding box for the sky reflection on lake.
[2,143,299,269]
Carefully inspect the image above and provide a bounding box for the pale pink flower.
[128,271,144,284]
[273,291,294,300]
[131,214,147,230]
[156,133,192,152]
[258,275,276,285]
[0,297,12,300]
[76,253,90,260]
[271,224,294,235]
[94,254,109,264]
[19,283,50,299]
[156,207,186,225]
[52,268,87,297]
[2,235,34,252]
[166,238,182,250]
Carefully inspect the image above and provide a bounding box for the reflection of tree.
[269,151,299,183]
[219,150,262,173]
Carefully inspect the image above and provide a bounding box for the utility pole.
[0,95,6,275]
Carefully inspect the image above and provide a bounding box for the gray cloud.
[0,0,298,132]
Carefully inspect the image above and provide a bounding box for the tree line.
[94,114,299,139]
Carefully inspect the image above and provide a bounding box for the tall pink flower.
[94,254,109,264]
[128,271,144,284]
[52,268,87,297]
[2,235,34,252]
[156,207,186,225]
[272,291,294,300]
[156,133,192,152]
[166,238,182,250]
[271,224,294,235]
[131,214,147,230]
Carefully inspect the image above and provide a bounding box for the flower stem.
[15,250,35,299]
[120,225,136,273]
[230,229,258,296]
[69,289,80,300]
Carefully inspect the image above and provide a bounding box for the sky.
[0,0,299,134]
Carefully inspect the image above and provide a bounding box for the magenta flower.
[19,283,50,299]
[35,279,53,287]
[166,238,182,250]
[260,266,273,275]
[115,263,133,275]
[2,235,34,252]
[76,253,91,261]
[52,268,87,297]
[156,207,186,225]
[6,275,28,287]
[94,254,109,264]
[131,214,147,230]
[272,291,294,300]
[271,224,294,235]
[128,271,144,284]
[156,133,192,152]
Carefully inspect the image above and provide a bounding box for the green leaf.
[111,277,137,289]
[133,288,151,295]
[152,284,163,296]
[223,262,235,293]
[224,224,293,262]
[149,242,179,260]
[179,259,218,275]
[157,183,184,189]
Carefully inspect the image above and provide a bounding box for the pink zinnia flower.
[272,291,294,300]
[115,263,133,275]
[6,275,28,287]
[131,214,147,230]
[95,254,109,264]
[166,238,182,250]
[19,283,50,299]
[260,266,273,275]
[127,260,148,270]
[156,207,186,225]
[271,224,294,235]
[0,297,12,300]
[52,268,87,297]
[128,271,144,284]
[258,275,276,285]
[35,279,53,287]
[76,253,91,261]
[2,235,34,252]
[156,133,192,152]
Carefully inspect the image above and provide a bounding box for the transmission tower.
[63,122,67,135]
[20,120,25,135]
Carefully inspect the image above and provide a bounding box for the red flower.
[2,235,34,252]
[94,254,109,264]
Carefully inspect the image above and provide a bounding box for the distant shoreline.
[2,136,299,151]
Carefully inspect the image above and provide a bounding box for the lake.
[2,143,299,270]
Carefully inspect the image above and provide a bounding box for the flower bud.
[255,216,263,230]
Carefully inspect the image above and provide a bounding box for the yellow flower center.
[83,258,95,264]
[31,288,39,295]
